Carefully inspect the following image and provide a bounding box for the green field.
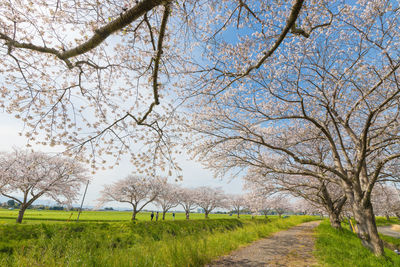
[0,209,317,266]
[0,208,255,224]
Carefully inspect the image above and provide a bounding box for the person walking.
[151,212,154,221]
[156,212,159,221]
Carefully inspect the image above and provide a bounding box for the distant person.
[156,212,159,221]
[172,212,175,220]
[151,212,154,221]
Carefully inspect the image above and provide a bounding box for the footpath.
[378,225,400,239]
[206,220,321,267]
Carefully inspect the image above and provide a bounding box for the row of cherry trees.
[97,174,298,220]
[99,175,234,220]
[0,149,298,223]
[1,149,397,225]
[0,149,323,224]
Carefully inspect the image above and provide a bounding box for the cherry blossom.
[194,186,227,219]
[98,174,164,220]
[176,187,198,220]
[0,149,88,223]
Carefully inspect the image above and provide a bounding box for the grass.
[314,220,400,267]
[0,208,254,224]
[0,215,317,266]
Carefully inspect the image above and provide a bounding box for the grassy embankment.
[0,215,316,266]
[315,218,400,267]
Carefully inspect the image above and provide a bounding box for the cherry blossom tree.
[194,186,227,219]
[245,192,273,219]
[176,187,197,220]
[264,194,291,218]
[155,182,179,220]
[98,175,164,220]
[188,1,400,255]
[371,184,400,220]
[0,0,316,176]
[0,0,179,175]
[227,194,246,218]
[240,142,346,225]
[252,193,292,218]
[245,191,290,219]
[393,186,400,220]
[0,149,88,223]
[245,169,346,229]
[292,198,323,216]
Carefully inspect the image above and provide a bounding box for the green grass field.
[0,212,317,266]
[0,208,255,224]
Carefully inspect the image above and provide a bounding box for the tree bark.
[185,211,190,220]
[162,211,166,220]
[345,187,384,256]
[328,212,342,230]
[205,211,209,219]
[16,206,27,223]
[131,209,137,220]
[321,184,345,230]
[353,203,383,256]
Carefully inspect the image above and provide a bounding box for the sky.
[0,111,244,210]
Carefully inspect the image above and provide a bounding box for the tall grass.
[0,216,316,266]
[314,220,400,267]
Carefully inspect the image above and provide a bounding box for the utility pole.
[76,180,89,222]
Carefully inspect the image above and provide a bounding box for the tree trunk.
[386,214,390,221]
[205,211,209,219]
[162,211,166,220]
[341,179,384,256]
[131,210,137,220]
[350,195,384,256]
[237,211,240,218]
[16,206,27,223]
[185,211,190,220]
[320,183,345,230]
[328,212,342,230]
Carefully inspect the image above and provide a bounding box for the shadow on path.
[206,220,321,267]
[378,225,400,239]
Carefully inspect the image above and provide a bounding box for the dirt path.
[206,220,321,267]
[378,225,400,238]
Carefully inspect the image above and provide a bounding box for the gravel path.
[206,220,321,267]
[378,225,400,238]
